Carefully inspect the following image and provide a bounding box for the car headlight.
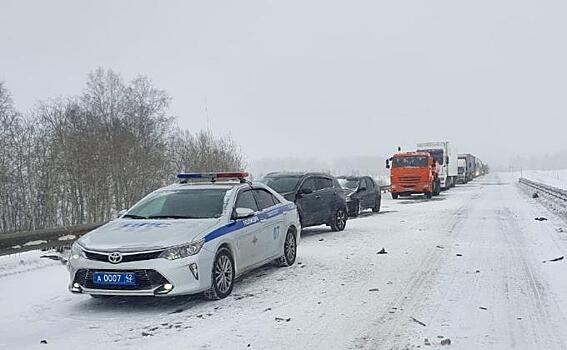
[160,239,205,260]
[70,242,85,260]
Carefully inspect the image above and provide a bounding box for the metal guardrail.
[0,222,106,256]
[519,178,567,201]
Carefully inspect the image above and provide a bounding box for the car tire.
[330,207,347,232]
[392,193,399,199]
[372,197,381,213]
[276,228,297,267]
[204,248,235,300]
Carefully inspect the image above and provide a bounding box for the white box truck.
[416,141,458,190]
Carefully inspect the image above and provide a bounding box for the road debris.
[440,338,452,345]
[411,317,427,327]
[377,248,388,254]
[40,340,48,345]
[479,306,488,310]
[368,288,379,292]
[534,217,548,221]
[543,256,564,263]
[275,317,292,322]
[532,193,539,198]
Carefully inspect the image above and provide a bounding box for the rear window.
[126,189,228,219]
[260,176,301,194]
[254,189,278,210]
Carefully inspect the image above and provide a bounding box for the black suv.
[260,172,348,231]
[337,176,382,217]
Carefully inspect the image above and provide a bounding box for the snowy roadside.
[3,173,567,349]
[0,250,62,279]
[520,169,567,190]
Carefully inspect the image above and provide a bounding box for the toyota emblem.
[108,252,123,264]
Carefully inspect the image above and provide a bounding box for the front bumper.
[68,248,215,296]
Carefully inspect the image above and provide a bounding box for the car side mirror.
[386,160,390,169]
[233,207,255,219]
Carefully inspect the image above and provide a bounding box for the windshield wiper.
[146,215,197,219]
[122,214,147,219]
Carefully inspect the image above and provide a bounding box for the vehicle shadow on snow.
[74,263,293,315]
[396,196,447,204]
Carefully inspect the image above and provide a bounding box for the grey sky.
[1,0,566,168]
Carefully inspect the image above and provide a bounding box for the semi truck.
[416,141,458,190]
[457,157,467,184]
[386,151,441,199]
[458,154,477,183]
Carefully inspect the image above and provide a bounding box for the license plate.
[92,272,136,286]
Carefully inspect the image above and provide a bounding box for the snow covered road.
[2,173,567,349]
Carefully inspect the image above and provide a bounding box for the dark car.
[337,176,382,217]
[259,172,348,231]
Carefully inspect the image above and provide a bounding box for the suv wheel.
[330,207,347,231]
[204,248,235,300]
[372,197,381,213]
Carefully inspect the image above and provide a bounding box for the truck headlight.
[70,242,85,260]
[160,239,205,260]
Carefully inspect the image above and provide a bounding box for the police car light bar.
[177,172,249,183]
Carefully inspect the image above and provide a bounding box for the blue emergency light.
[177,172,249,183]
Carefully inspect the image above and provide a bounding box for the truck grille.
[399,176,421,186]
[84,250,163,263]
[73,269,169,290]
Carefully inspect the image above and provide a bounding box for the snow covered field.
[2,173,567,349]
[521,169,567,190]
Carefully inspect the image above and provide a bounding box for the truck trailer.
[416,141,458,190]
[458,154,477,183]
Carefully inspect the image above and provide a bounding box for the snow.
[2,173,567,349]
[520,169,567,190]
[0,250,60,279]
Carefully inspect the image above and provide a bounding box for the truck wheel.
[392,193,399,199]
[425,191,433,199]
[433,180,441,196]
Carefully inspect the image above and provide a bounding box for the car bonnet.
[77,218,224,252]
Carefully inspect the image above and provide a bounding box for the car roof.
[264,171,332,178]
[158,182,248,191]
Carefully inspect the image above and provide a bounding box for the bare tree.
[0,70,246,234]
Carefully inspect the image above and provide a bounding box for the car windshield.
[260,176,301,193]
[125,189,228,219]
[338,178,359,190]
[392,156,428,168]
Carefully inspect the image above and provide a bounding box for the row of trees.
[0,68,244,233]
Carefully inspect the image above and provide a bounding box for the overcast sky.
[1,0,566,167]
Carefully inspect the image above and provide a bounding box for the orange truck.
[386,151,441,199]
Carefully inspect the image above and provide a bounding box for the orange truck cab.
[386,151,441,199]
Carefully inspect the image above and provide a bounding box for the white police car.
[68,172,301,299]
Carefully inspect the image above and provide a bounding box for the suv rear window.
[254,189,278,210]
[316,177,333,190]
[260,176,301,194]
